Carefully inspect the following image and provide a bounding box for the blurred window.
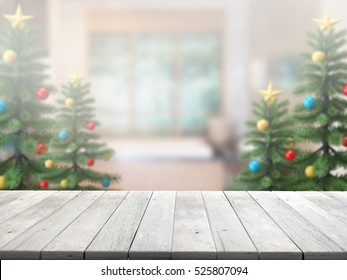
[90,32,221,136]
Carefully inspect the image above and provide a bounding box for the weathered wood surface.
[225,192,302,259]
[0,190,346,260]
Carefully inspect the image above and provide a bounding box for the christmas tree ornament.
[36,87,49,100]
[59,130,69,140]
[103,153,111,161]
[284,137,295,149]
[305,166,315,177]
[303,96,316,109]
[0,100,7,113]
[258,82,282,103]
[342,136,347,147]
[69,72,84,86]
[87,121,96,131]
[312,51,325,64]
[60,179,68,189]
[3,50,17,64]
[40,180,48,189]
[312,12,339,32]
[65,98,75,108]
[284,150,296,161]
[3,4,34,29]
[44,159,54,169]
[257,119,269,132]
[0,176,6,189]
[102,179,110,188]
[342,85,347,96]
[87,158,95,167]
[36,142,47,155]
[248,160,261,172]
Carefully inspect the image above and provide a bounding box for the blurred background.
[0,0,344,190]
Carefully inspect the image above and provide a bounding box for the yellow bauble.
[285,137,295,149]
[60,179,68,189]
[3,50,17,64]
[65,98,75,107]
[102,153,111,161]
[44,159,54,169]
[312,51,325,64]
[0,176,6,189]
[305,166,315,178]
[257,119,269,132]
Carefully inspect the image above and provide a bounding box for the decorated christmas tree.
[292,12,347,190]
[39,73,120,189]
[233,82,296,190]
[0,5,54,190]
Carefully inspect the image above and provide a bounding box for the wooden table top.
[0,190,346,260]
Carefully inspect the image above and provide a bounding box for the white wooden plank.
[129,191,176,260]
[298,192,347,226]
[250,192,347,259]
[85,191,152,259]
[41,191,128,259]
[0,191,30,206]
[324,192,347,205]
[0,191,79,253]
[225,192,302,259]
[172,191,216,260]
[202,191,258,259]
[275,192,347,252]
[0,191,104,259]
[0,191,56,224]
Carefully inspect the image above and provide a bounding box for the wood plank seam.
[81,191,129,260]
[246,192,304,259]
[221,191,260,259]
[126,191,154,259]
[169,191,178,259]
[39,191,106,259]
[200,191,218,256]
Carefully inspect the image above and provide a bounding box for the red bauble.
[342,85,347,96]
[40,180,49,189]
[87,121,96,131]
[87,158,95,166]
[343,136,347,147]
[37,142,47,155]
[284,150,296,161]
[36,87,50,100]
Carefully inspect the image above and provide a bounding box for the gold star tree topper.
[69,72,84,86]
[258,82,282,103]
[3,4,34,30]
[313,12,339,32]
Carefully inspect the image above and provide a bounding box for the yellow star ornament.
[69,72,84,86]
[3,4,34,30]
[258,82,282,103]
[313,12,339,32]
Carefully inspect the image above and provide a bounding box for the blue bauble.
[102,179,110,188]
[249,160,261,172]
[0,100,7,113]
[303,96,316,109]
[59,130,69,140]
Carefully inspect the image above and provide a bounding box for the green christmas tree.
[0,5,54,190]
[40,73,120,189]
[233,82,296,191]
[292,12,347,191]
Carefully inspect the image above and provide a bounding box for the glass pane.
[134,34,175,135]
[179,33,221,135]
[90,33,130,135]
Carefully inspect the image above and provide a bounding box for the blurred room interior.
[0,0,343,190]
